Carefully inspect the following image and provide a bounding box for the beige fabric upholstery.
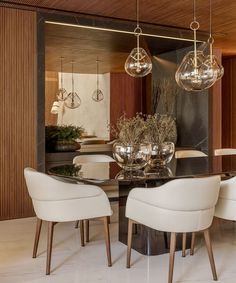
[24,168,112,222]
[126,176,220,233]
[175,150,207,159]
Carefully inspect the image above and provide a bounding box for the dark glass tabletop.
[48,155,236,184]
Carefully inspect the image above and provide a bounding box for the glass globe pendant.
[175,0,217,91]
[92,59,104,102]
[124,0,152,77]
[57,57,67,101]
[64,61,81,109]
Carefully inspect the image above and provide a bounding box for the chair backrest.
[24,168,111,222]
[175,150,207,159]
[214,148,236,156]
[24,168,101,201]
[126,175,220,232]
[215,176,236,221]
[73,154,114,163]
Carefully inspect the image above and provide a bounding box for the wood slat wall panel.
[45,71,58,126]
[0,7,37,220]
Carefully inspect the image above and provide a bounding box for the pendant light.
[203,0,224,81]
[64,61,81,109]
[92,59,104,102]
[57,57,67,101]
[175,0,217,91]
[124,0,152,77]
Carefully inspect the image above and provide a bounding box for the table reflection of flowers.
[48,164,82,177]
[115,169,145,180]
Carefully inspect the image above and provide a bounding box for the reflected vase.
[113,142,152,171]
[149,142,175,167]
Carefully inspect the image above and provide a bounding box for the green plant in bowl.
[45,125,84,152]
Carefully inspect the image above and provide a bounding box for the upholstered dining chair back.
[126,176,220,233]
[24,167,112,222]
[215,176,236,221]
[175,150,207,159]
[73,154,114,163]
[214,148,236,156]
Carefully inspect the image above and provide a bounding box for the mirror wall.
[44,20,208,147]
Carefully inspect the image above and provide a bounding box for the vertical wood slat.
[0,7,37,220]
[45,71,58,126]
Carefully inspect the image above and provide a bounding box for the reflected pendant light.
[92,59,104,102]
[64,61,81,109]
[124,0,152,77]
[175,0,217,91]
[50,101,60,114]
[57,56,67,101]
[203,0,224,81]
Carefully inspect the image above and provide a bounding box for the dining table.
[48,154,236,256]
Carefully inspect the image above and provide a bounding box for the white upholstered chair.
[214,148,236,156]
[215,176,236,220]
[24,168,112,275]
[73,154,114,163]
[175,150,207,159]
[73,154,115,239]
[126,176,221,283]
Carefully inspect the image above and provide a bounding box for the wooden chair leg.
[80,220,85,247]
[126,219,134,268]
[103,216,112,267]
[182,233,187,257]
[75,220,79,229]
[203,229,217,281]
[85,220,89,242]
[168,232,176,283]
[190,232,196,255]
[46,222,55,275]
[32,218,42,258]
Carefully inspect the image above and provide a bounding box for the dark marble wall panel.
[152,46,209,152]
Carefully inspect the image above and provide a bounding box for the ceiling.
[3,0,236,55]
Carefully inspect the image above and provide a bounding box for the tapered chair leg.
[85,220,89,242]
[164,232,169,249]
[33,218,42,258]
[103,216,112,267]
[203,229,217,281]
[190,232,196,255]
[80,220,85,247]
[75,220,79,229]
[169,232,176,283]
[182,233,187,257]
[46,222,55,275]
[126,219,134,268]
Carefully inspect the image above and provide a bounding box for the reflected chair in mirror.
[126,176,220,283]
[73,154,114,163]
[214,148,236,156]
[73,154,115,241]
[24,168,112,275]
[175,150,207,159]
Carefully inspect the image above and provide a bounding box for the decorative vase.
[51,141,81,152]
[113,142,152,171]
[149,141,175,167]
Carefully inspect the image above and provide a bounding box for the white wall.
[57,72,110,139]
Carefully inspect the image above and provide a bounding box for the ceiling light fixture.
[124,0,152,77]
[175,0,217,91]
[92,59,104,102]
[64,60,81,109]
[57,56,67,101]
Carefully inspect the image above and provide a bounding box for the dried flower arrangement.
[111,113,147,145]
[111,113,177,145]
[145,113,177,144]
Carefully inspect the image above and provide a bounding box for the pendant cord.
[71,61,74,103]
[193,0,196,21]
[96,59,99,89]
[60,57,63,88]
[209,0,212,37]
[136,0,139,28]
